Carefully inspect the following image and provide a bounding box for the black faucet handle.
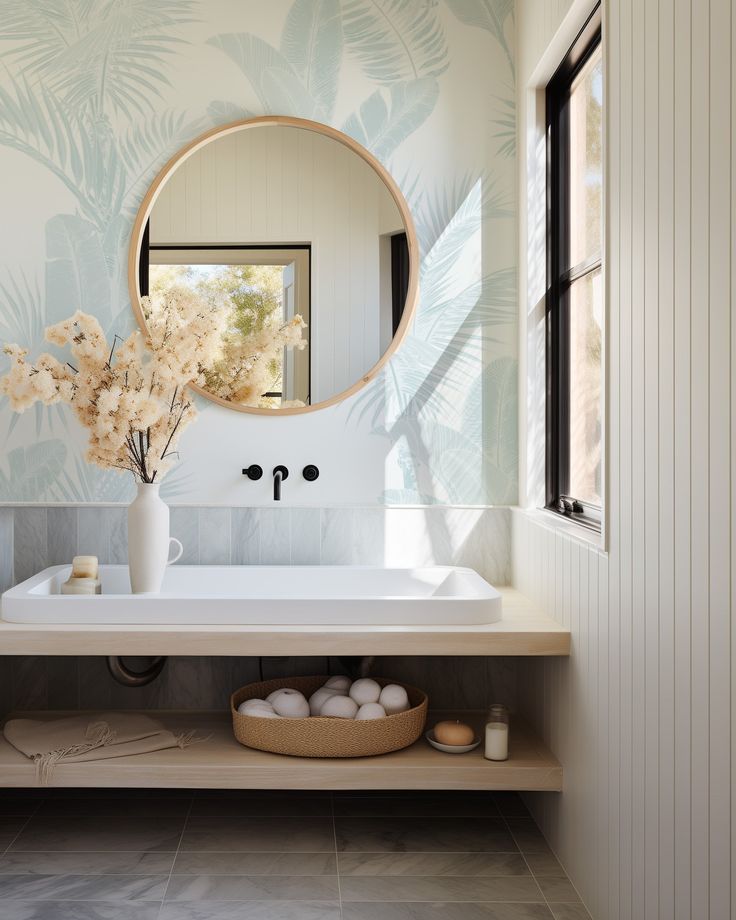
[302,464,320,482]
[242,464,263,480]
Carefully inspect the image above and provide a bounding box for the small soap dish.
[425,730,481,754]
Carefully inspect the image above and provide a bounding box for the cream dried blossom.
[205,314,308,408]
[0,288,225,483]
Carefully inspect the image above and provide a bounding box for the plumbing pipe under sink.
[107,655,167,686]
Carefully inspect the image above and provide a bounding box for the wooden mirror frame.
[127,115,419,416]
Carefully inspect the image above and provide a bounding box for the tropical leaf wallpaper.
[0,0,517,506]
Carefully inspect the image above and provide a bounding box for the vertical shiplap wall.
[515,0,734,918]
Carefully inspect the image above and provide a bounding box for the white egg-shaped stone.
[308,687,341,716]
[271,689,310,718]
[324,675,352,693]
[320,695,359,719]
[378,684,410,715]
[248,708,283,719]
[355,703,387,720]
[266,688,291,703]
[349,678,381,706]
[237,699,274,715]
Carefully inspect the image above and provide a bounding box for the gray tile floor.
[0,790,590,920]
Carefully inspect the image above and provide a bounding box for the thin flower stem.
[159,404,186,461]
[138,430,149,482]
[106,334,121,370]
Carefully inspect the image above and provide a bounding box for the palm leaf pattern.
[491,94,516,158]
[0,0,518,505]
[118,109,210,205]
[349,171,517,503]
[415,170,514,254]
[0,270,44,350]
[0,0,200,500]
[0,269,75,441]
[280,0,343,116]
[341,0,449,83]
[208,0,344,122]
[0,0,197,118]
[0,441,67,502]
[208,33,316,118]
[444,0,514,76]
[0,76,127,228]
[341,78,439,159]
[49,454,134,504]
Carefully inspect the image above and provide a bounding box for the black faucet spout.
[273,465,289,501]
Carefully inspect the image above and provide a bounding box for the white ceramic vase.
[127,483,183,594]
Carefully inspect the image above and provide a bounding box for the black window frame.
[545,5,603,531]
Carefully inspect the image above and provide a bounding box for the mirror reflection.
[137,123,410,411]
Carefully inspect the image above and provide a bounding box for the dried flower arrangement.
[0,288,226,482]
[0,286,308,483]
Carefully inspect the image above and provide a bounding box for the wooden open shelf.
[0,588,570,657]
[0,710,562,792]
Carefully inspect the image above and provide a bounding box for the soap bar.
[433,720,475,746]
[71,555,98,578]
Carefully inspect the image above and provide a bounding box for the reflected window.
[141,237,310,409]
[546,6,603,530]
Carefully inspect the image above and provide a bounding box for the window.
[140,235,311,408]
[546,6,603,530]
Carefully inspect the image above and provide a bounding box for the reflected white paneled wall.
[150,127,402,402]
[515,1,734,918]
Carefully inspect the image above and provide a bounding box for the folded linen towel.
[3,712,203,784]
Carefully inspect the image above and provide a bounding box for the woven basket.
[231,675,428,758]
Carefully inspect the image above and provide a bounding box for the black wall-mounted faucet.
[243,463,320,501]
[272,465,289,501]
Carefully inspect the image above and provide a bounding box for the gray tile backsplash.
[13,508,47,584]
[198,508,231,565]
[0,509,12,594]
[46,508,77,566]
[3,505,511,583]
[0,505,514,715]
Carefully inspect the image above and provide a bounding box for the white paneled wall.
[515,0,734,918]
[150,126,402,402]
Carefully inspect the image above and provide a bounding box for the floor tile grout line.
[502,812,590,918]
[156,793,194,919]
[499,813,551,902]
[0,849,183,853]
[330,793,343,919]
[500,812,571,920]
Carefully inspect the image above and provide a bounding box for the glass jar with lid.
[484,704,509,761]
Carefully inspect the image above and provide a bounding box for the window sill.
[512,506,606,552]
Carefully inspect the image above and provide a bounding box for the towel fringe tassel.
[33,721,117,785]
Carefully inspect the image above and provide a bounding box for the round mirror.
[128,116,418,415]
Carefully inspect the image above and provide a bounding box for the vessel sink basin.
[1,565,502,626]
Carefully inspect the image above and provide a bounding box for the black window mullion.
[546,4,602,528]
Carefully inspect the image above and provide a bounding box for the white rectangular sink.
[1,565,502,626]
